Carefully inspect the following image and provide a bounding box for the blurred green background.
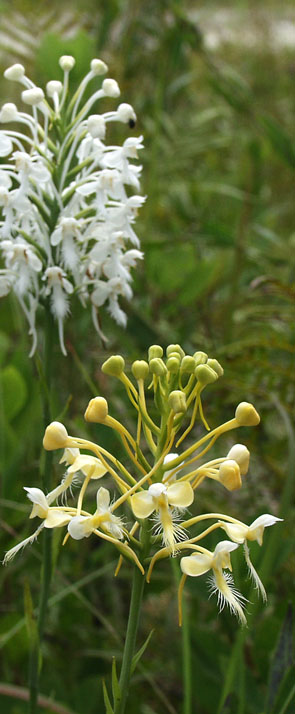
[0,1,294,713]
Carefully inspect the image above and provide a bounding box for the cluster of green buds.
[4,344,282,625]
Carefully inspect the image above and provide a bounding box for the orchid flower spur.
[4,344,282,639]
[0,57,144,354]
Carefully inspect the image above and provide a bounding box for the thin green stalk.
[29,307,55,714]
[114,565,145,714]
[172,559,192,714]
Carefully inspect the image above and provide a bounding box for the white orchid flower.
[180,540,247,624]
[66,454,108,480]
[68,487,123,540]
[220,514,283,601]
[131,480,194,553]
[24,487,72,528]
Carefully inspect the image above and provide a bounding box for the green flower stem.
[114,565,145,714]
[114,522,150,714]
[172,559,192,714]
[181,593,192,714]
[29,307,55,714]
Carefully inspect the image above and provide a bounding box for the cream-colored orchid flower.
[220,513,282,546]
[24,487,72,528]
[66,453,108,480]
[131,481,194,553]
[68,486,124,540]
[180,540,246,624]
[220,514,283,601]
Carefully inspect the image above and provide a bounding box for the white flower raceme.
[131,480,194,553]
[220,514,283,601]
[0,57,144,354]
[68,487,124,540]
[180,540,247,624]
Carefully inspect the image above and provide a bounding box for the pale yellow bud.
[149,358,167,376]
[43,421,68,451]
[195,364,218,386]
[193,351,208,366]
[148,345,163,360]
[84,397,108,423]
[180,356,196,374]
[207,358,224,377]
[166,344,185,358]
[219,460,242,491]
[227,444,250,476]
[166,356,180,373]
[101,355,125,377]
[168,390,187,414]
[131,360,149,380]
[235,402,260,427]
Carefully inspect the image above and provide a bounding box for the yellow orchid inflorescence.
[4,344,282,625]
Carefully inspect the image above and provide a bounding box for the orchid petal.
[180,553,213,577]
[130,491,155,519]
[96,486,110,511]
[167,482,194,508]
[44,509,72,528]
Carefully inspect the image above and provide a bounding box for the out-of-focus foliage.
[0,1,294,713]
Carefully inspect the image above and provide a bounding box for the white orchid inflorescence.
[3,345,282,625]
[0,56,144,354]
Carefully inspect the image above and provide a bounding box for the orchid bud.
[59,55,75,71]
[4,64,25,81]
[219,460,242,491]
[22,88,45,106]
[207,358,224,377]
[235,402,260,426]
[102,79,120,97]
[149,358,167,376]
[101,355,125,377]
[91,59,108,75]
[43,422,68,450]
[84,397,108,422]
[195,364,218,386]
[131,360,149,380]
[193,351,208,366]
[168,390,187,414]
[148,345,163,360]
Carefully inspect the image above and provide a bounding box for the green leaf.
[266,604,295,713]
[178,256,225,306]
[23,578,38,648]
[102,680,114,714]
[0,364,28,420]
[35,30,96,87]
[111,657,121,706]
[131,629,154,674]
[270,669,295,714]
[0,331,10,367]
[259,115,295,168]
